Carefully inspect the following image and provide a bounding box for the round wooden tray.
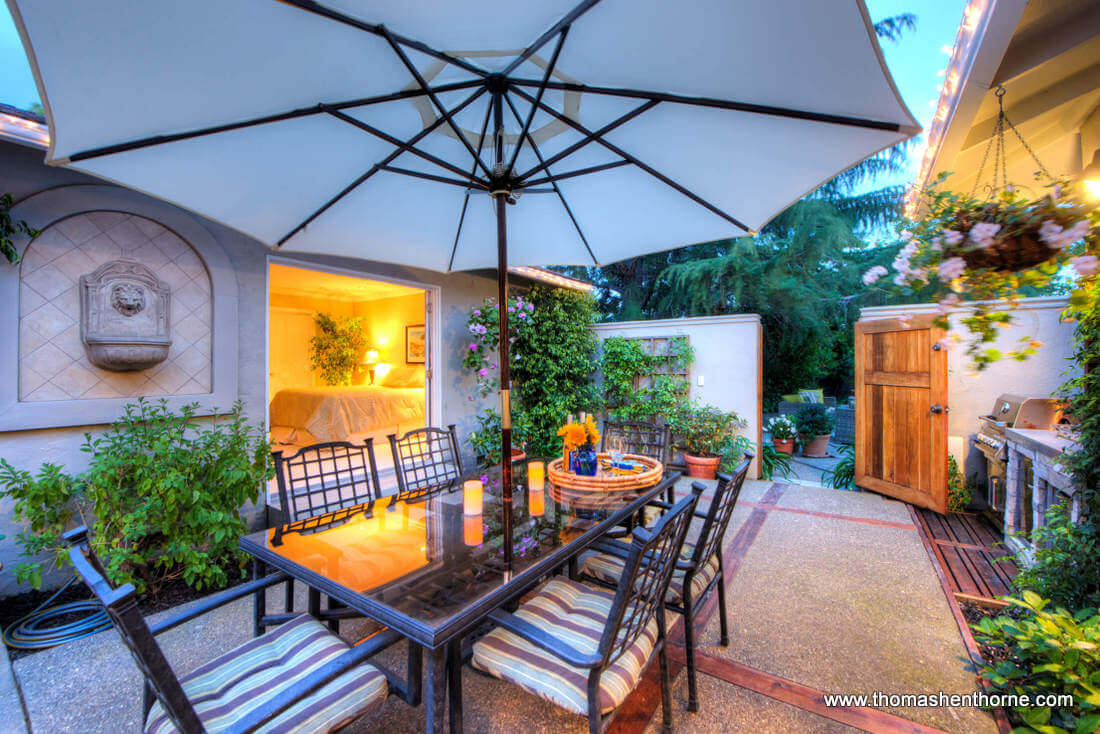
[548,452,663,491]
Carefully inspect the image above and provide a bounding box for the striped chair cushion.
[580,543,720,606]
[145,615,387,734]
[471,577,657,716]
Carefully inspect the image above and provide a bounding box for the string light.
[0,112,48,147]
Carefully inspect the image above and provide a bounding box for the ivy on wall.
[601,335,694,423]
[1,192,39,265]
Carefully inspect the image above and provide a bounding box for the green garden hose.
[2,577,112,650]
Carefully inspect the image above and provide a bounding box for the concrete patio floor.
[4,479,996,733]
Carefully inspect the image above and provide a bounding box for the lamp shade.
[363,349,380,366]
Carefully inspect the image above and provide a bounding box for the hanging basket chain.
[967,86,1054,199]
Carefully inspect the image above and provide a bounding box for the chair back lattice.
[388,425,463,494]
[689,454,752,575]
[601,421,671,464]
[273,439,382,522]
[599,486,701,665]
[62,527,203,734]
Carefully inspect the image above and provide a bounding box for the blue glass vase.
[572,447,598,476]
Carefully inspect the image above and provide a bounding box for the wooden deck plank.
[915,508,1018,601]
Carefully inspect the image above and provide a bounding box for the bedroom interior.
[267,262,430,499]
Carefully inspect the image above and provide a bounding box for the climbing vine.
[600,336,694,422]
[1,192,39,265]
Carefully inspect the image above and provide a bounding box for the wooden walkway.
[913,508,1018,602]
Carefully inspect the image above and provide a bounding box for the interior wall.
[859,296,1076,481]
[268,293,356,392]
[591,314,763,479]
[353,292,425,369]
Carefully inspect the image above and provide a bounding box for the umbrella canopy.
[9,0,919,563]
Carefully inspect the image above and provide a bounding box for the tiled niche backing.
[18,212,212,401]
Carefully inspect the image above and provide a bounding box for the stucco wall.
[591,314,763,478]
[0,139,498,595]
[859,296,1076,480]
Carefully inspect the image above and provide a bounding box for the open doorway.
[267,261,432,496]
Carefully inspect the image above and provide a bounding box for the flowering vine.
[461,294,536,398]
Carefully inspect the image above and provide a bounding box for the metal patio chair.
[602,420,673,501]
[581,454,753,711]
[388,425,463,494]
[272,438,382,523]
[470,485,703,734]
[62,526,407,734]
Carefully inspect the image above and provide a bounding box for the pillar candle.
[463,479,483,515]
[463,514,483,546]
[527,461,545,490]
[529,487,545,517]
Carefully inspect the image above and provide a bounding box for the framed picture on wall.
[405,324,426,364]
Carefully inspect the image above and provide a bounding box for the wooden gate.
[854,314,948,513]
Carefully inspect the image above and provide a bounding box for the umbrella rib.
[380,28,494,179]
[523,159,631,187]
[273,0,488,77]
[515,99,658,181]
[380,165,486,189]
[64,80,483,163]
[508,79,906,132]
[448,95,494,272]
[503,94,599,265]
[276,86,488,247]
[500,0,605,77]
[323,106,488,187]
[510,85,751,233]
[506,27,568,174]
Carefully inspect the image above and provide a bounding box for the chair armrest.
[149,572,289,635]
[229,628,403,733]
[589,538,632,560]
[487,609,601,669]
[646,499,673,510]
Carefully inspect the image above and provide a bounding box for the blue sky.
[0,0,964,186]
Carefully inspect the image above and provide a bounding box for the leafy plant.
[468,408,532,468]
[0,400,273,593]
[765,415,797,440]
[946,455,971,512]
[308,313,366,386]
[461,293,536,398]
[600,336,694,423]
[1,192,40,265]
[793,404,835,437]
[667,401,746,458]
[972,592,1099,733]
[1011,505,1100,612]
[760,443,793,481]
[869,176,1098,368]
[823,445,855,490]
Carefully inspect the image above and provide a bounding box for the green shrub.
[467,408,533,469]
[667,401,746,458]
[0,400,273,593]
[309,312,366,386]
[760,443,793,481]
[972,592,1100,733]
[823,445,855,490]
[1011,505,1100,612]
[793,404,835,436]
[946,455,971,512]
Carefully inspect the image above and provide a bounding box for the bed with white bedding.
[269,384,425,443]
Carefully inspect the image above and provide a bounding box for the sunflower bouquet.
[558,415,601,474]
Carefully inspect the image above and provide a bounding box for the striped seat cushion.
[580,543,720,606]
[145,615,387,734]
[471,577,657,716]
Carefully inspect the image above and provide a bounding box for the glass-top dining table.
[240,459,681,734]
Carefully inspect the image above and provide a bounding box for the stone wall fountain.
[80,259,171,371]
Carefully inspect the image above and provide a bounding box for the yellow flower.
[558,422,588,449]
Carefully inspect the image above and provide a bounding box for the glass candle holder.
[529,487,545,517]
[527,461,545,490]
[463,479,483,515]
[463,514,483,546]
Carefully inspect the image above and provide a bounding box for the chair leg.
[251,559,265,637]
[682,606,698,712]
[717,568,730,647]
[283,578,294,614]
[658,645,673,733]
[325,596,342,633]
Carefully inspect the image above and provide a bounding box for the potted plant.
[765,416,797,455]
[794,404,834,458]
[668,402,747,479]
[469,409,530,469]
[558,415,601,476]
[864,176,1098,369]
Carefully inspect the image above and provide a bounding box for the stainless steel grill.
[973,393,1063,528]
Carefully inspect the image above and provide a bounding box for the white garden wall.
[591,314,763,478]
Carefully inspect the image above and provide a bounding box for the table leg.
[425,646,448,734]
[251,559,265,637]
[447,639,463,734]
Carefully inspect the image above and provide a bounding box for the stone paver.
[10,480,991,733]
[0,628,29,734]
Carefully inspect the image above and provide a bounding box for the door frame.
[265,254,443,430]
[854,314,948,513]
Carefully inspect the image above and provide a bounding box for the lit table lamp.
[362,350,380,384]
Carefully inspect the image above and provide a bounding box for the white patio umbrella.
[9,0,919,562]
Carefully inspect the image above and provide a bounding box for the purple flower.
[473,309,481,316]
[517,312,527,320]
[1070,255,1099,277]
[480,474,489,484]
[478,368,489,377]
[527,304,534,312]
[507,306,515,313]
[468,343,477,351]
[937,256,967,282]
[968,222,1001,249]
[943,229,963,246]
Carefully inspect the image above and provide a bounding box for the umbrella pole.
[492,86,514,570]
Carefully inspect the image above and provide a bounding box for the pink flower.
[943,229,963,246]
[478,368,489,377]
[480,474,489,484]
[968,222,1001,249]
[938,256,967,282]
[473,309,481,316]
[930,237,943,252]
[468,343,477,351]
[861,265,888,285]
[1040,219,1089,250]
[893,272,910,286]
[936,293,960,314]
[1070,255,1099,277]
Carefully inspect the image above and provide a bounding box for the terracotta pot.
[510,448,527,463]
[684,453,721,479]
[800,434,831,458]
[771,438,795,455]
